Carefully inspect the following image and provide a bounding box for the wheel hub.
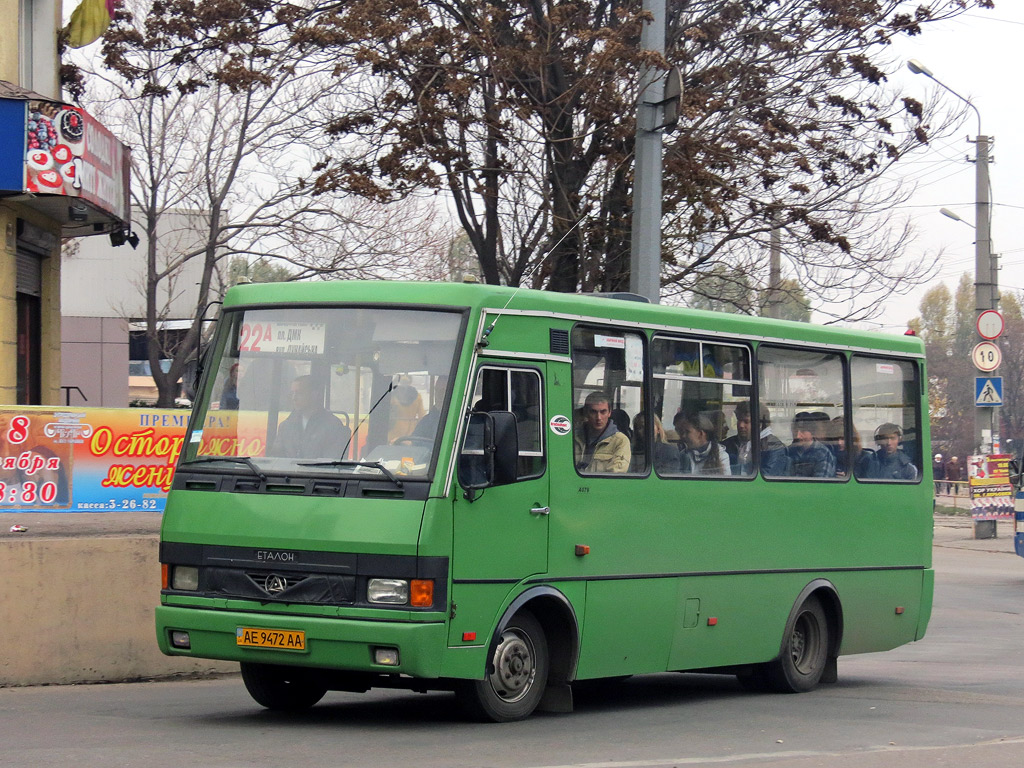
[489,630,536,703]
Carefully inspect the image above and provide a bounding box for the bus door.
[450,364,549,628]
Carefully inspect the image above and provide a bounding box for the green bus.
[157,280,933,722]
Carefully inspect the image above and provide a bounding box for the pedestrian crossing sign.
[975,377,1003,406]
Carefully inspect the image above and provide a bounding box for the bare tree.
[83,0,993,325]
[71,0,453,406]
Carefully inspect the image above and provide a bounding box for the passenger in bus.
[389,377,426,442]
[786,412,836,478]
[632,413,680,474]
[275,375,352,459]
[828,416,867,478]
[675,411,730,475]
[856,423,918,481]
[574,392,631,473]
[722,402,753,474]
[757,407,791,476]
[219,363,240,410]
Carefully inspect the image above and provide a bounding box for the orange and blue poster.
[0,406,188,512]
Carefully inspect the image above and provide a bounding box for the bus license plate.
[236,627,306,650]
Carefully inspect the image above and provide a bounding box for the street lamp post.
[909,59,997,457]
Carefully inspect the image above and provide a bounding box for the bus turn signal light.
[161,563,169,590]
[410,579,434,607]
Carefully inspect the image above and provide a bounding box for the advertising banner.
[968,453,1014,520]
[25,99,131,223]
[0,407,188,512]
[0,96,130,224]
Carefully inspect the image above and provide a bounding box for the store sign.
[0,407,187,512]
[0,97,130,224]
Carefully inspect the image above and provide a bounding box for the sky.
[849,3,1024,332]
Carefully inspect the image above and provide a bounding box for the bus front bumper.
[156,605,447,678]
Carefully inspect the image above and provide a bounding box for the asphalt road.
[0,515,1021,768]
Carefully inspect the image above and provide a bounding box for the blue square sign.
[976,377,1003,406]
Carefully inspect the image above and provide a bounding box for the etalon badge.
[264,574,287,595]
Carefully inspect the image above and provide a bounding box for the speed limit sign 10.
[972,341,1002,372]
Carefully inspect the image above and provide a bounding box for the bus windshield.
[186,306,463,480]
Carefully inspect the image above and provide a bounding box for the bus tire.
[240,662,327,711]
[763,595,829,693]
[458,610,549,722]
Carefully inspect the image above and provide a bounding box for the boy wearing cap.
[857,423,918,481]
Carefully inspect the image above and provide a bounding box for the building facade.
[0,0,130,405]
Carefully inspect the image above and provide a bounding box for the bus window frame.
[849,352,924,486]
[650,333,755,481]
[570,323,648,479]
[469,363,547,482]
[756,342,850,484]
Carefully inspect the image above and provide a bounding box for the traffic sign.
[976,377,1003,406]
[972,341,1002,372]
[977,309,1005,340]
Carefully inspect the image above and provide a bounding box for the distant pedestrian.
[944,456,964,495]
[932,453,946,493]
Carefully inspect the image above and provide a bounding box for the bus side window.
[651,336,753,478]
[571,327,646,476]
[469,366,546,480]
[851,356,921,483]
[758,346,847,480]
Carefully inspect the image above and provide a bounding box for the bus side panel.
[830,569,926,654]
[667,574,796,671]
[575,578,677,679]
[916,568,935,641]
[445,583,516,652]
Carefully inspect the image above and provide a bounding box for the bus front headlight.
[171,566,199,591]
[367,578,409,604]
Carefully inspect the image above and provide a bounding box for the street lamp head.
[940,207,976,228]
[907,59,934,78]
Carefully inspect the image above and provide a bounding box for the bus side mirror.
[458,411,519,499]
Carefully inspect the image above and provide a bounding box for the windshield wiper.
[180,456,267,482]
[296,459,403,488]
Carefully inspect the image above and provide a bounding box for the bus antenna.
[475,214,590,350]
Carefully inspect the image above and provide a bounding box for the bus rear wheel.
[240,662,327,711]
[763,595,829,693]
[458,611,549,722]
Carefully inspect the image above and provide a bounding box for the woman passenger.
[675,411,731,476]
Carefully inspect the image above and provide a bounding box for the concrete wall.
[0,535,233,686]
[61,316,130,407]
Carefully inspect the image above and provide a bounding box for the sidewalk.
[933,514,1017,554]
[0,511,162,538]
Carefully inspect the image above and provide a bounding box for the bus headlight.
[367,578,409,604]
[171,566,199,591]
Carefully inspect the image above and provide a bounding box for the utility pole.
[973,133,998,454]
[764,215,782,319]
[629,0,665,305]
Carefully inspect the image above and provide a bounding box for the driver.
[275,375,351,459]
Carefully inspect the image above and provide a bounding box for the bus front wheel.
[458,611,549,722]
[240,662,327,711]
[763,595,829,693]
